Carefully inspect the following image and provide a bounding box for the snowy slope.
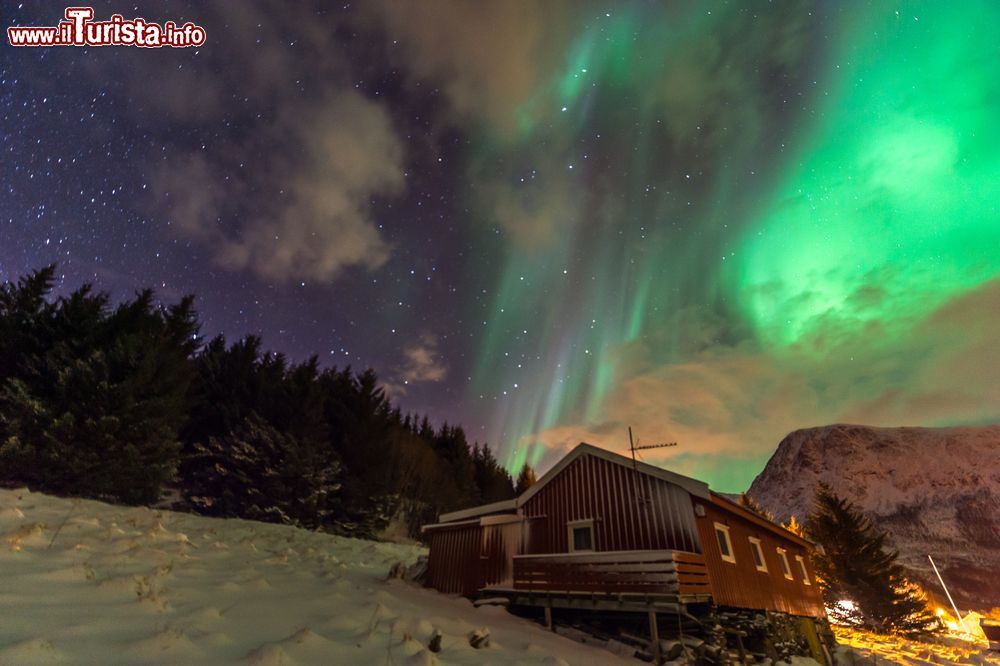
[0,487,636,665]
[748,424,1000,610]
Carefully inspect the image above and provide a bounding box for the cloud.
[360,0,580,133]
[383,335,449,398]
[840,277,1000,425]
[77,2,408,284]
[529,278,1000,490]
[364,1,818,249]
[402,338,448,384]
[153,91,403,282]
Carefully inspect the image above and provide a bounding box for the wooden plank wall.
[521,453,701,554]
[694,498,826,617]
[481,521,524,588]
[513,550,712,596]
[425,524,483,596]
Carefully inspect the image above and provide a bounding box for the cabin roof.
[438,499,517,523]
[432,442,813,551]
[438,442,711,523]
[517,442,712,505]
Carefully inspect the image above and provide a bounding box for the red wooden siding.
[694,496,825,617]
[521,453,702,554]
[425,523,482,595]
[425,516,525,596]
[480,519,524,588]
[424,444,825,619]
[513,549,712,598]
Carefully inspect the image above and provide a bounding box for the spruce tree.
[471,443,515,504]
[514,463,538,495]
[805,483,936,634]
[183,414,342,528]
[0,276,197,504]
[738,492,775,522]
[782,515,806,538]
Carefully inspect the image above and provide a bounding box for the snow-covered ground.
[6,487,996,665]
[832,627,1000,665]
[0,487,636,665]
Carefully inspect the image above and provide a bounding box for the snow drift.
[0,487,634,665]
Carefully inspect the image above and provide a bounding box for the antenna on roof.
[628,426,677,470]
[628,427,678,506]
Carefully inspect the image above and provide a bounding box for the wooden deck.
[500,549,712,602]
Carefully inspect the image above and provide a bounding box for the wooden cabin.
[423,443,825,620]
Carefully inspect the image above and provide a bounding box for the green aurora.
[467,2,1000,490]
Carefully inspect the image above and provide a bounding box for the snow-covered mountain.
[748,424,1000,611]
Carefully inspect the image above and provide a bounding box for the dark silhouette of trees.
[514,463,538,495]
[738,492,775,522]
[474,443,516,503]
[0,267,514,539]
[0,267,197,504]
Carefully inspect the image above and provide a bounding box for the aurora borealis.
[462,1,1000,487]
[4,1,1000,491]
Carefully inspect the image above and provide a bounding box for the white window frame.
[567,519,595,553]
[713,522,736,564]
[748,537,768,572]
[776,547,793,580]
[796,555,811,585]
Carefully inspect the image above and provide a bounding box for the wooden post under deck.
[648,610,661,663]
[544,605,553,631]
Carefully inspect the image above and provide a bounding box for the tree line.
[0,266,532,538]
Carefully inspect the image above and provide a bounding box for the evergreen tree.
[183,414,342,529]
[321,367,400,536]
[738,492,775,522]
[514,463,538,495]
[181,334,269,451]
[782,515,806,538]
[0,265,57,385]
[0,274,197,504]
[432,423,477,504]
[805,483,937,634]
[472,443,515,504]
[0,267,515,541]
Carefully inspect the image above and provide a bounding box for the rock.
[405,556,428,583]
[605,638,636,659]
[659,639,684,661]
[386,561,407,580]
[553,625,605,647]
[468,628,490,649]
[428,629,442,653]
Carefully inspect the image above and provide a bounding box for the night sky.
[4,2,1000,492]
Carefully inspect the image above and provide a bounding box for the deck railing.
[511,549,712,597]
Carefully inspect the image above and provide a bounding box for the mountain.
[748,424,1000,611]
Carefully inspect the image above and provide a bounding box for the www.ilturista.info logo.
[7,7,206,48]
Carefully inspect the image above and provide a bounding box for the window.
[748,537,767,572]
[796,555,811,585]
[714,523,735,563]
[776,548,793,579]
[567,519,594,552]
